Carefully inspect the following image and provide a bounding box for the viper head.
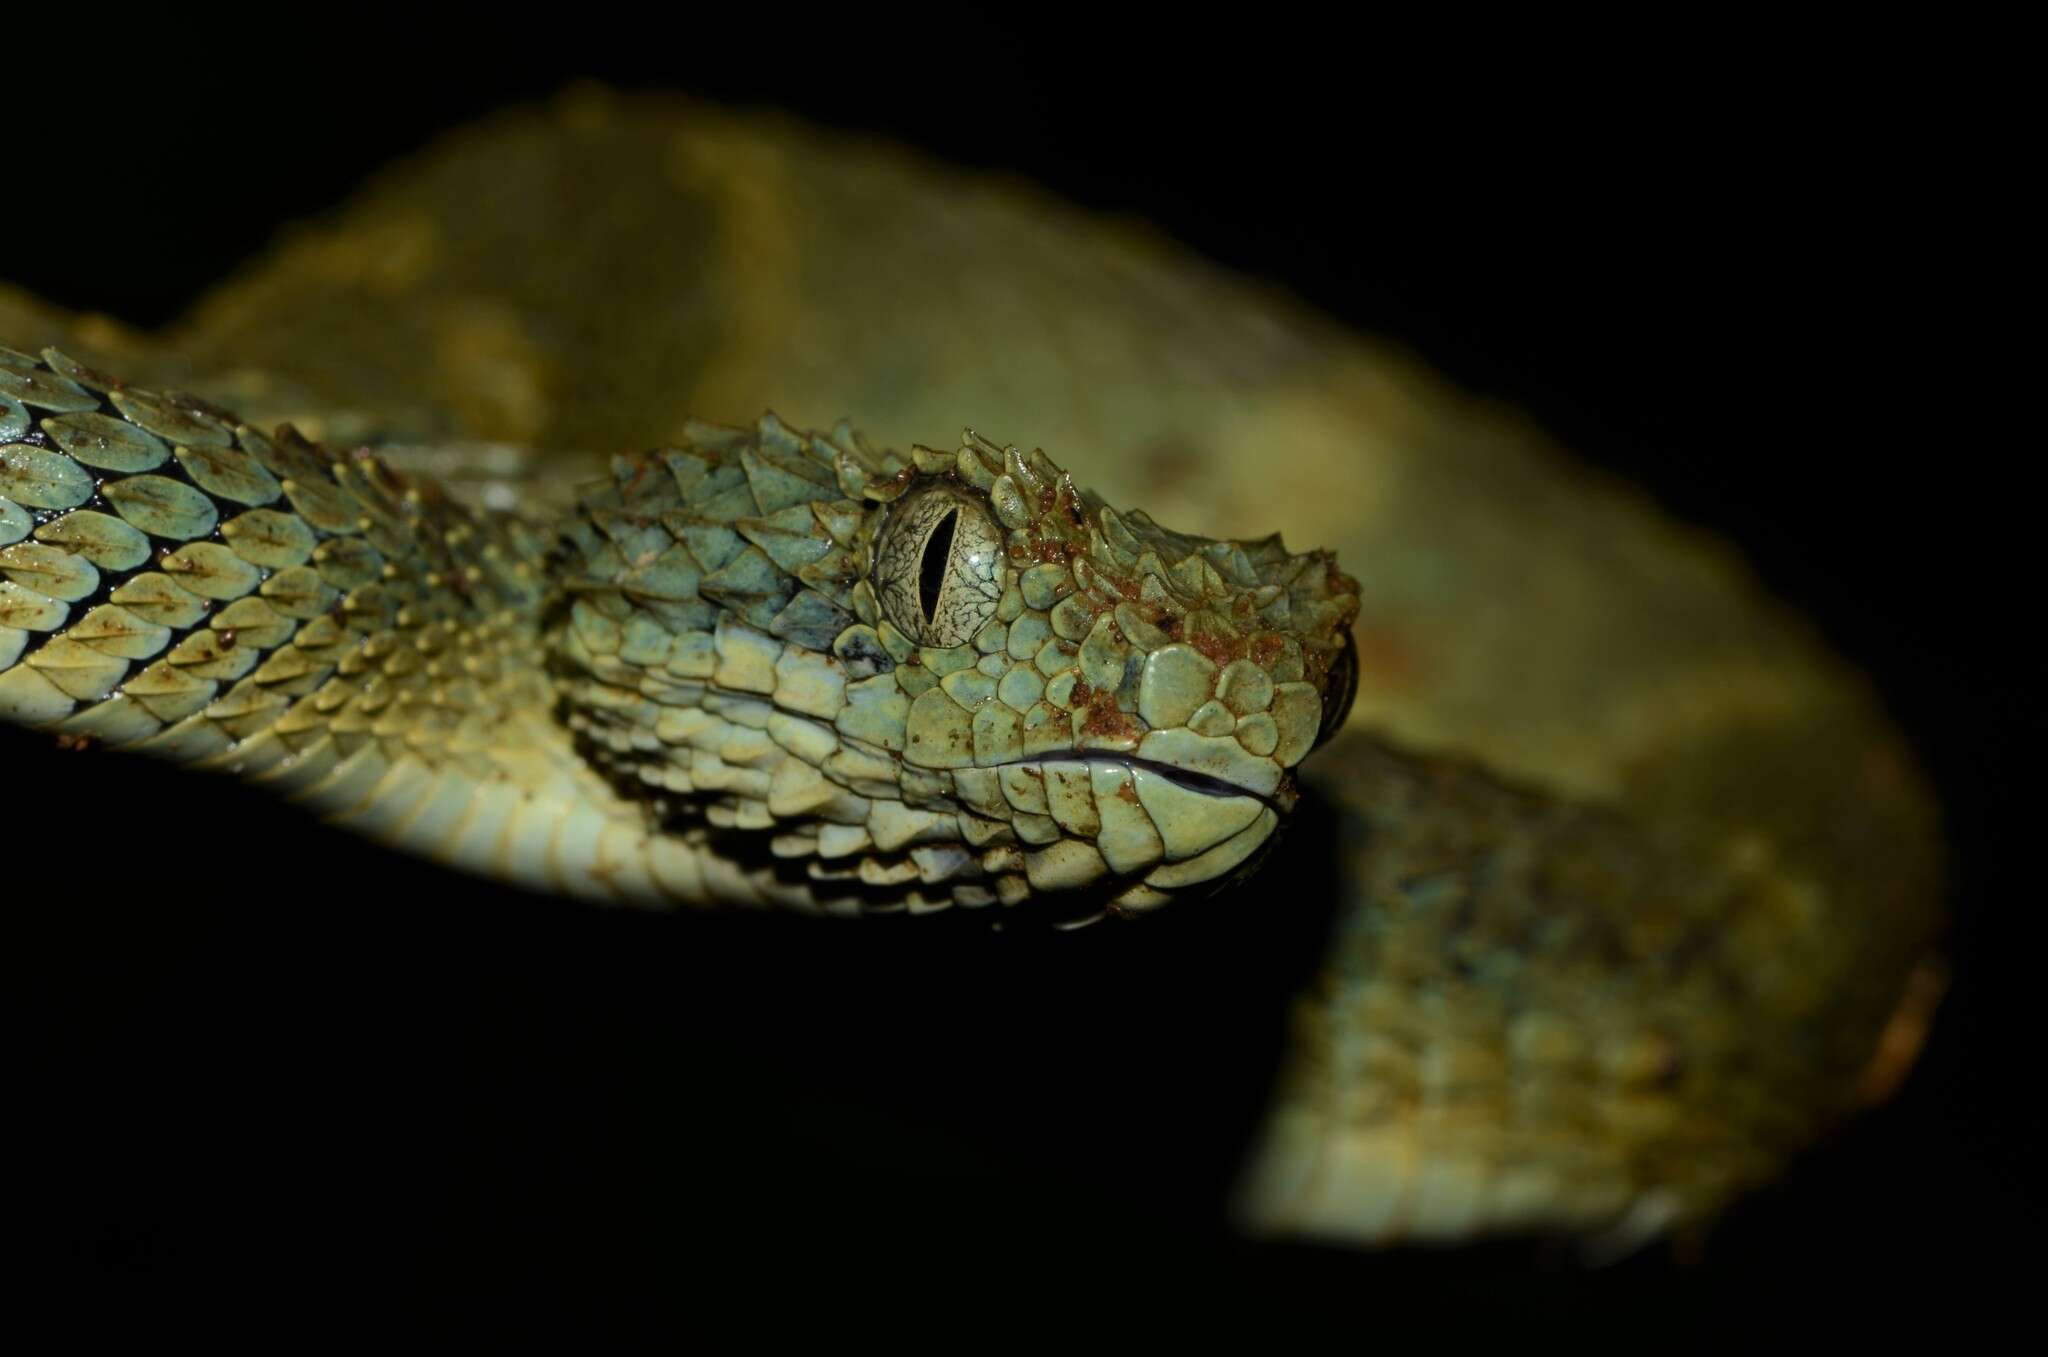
[556,417,1358,923]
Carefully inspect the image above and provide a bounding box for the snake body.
[0,90,1943,1249]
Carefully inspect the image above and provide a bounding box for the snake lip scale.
[552,652,1306,812]
[1025,750,1295,812]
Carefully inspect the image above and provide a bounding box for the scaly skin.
[0,88,1943,1248]
[1,356,1356,918]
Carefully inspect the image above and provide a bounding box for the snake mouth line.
[1008,752,1292,813]
[559,672,1293,814]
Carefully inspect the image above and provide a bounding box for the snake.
[0,88,1944,1252]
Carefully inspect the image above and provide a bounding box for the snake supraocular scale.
[0,90,1944,1252]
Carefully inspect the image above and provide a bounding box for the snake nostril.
[1313,632,1359,750]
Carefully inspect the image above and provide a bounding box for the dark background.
[4,34,2010,1335]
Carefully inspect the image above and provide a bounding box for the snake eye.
[874,486,1004,647]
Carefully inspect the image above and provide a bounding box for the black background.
[3,31,2013,1336]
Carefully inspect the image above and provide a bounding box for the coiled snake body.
[0,91,1943,1250]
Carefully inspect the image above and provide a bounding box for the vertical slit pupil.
[918,508,958,625]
